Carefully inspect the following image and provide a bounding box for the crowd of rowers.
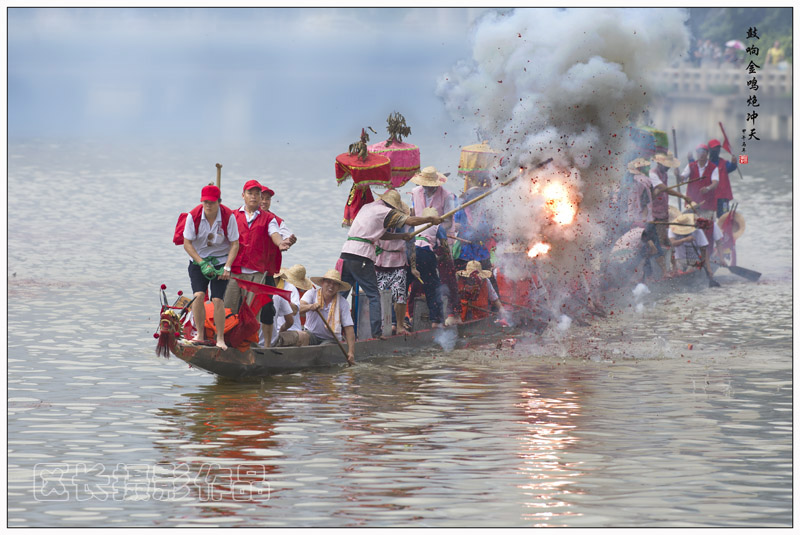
[180,138,737,362]
[618,137,739,288]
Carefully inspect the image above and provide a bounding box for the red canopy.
[335,152,392,187]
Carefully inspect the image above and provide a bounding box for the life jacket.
[686,161,718,211]
[230,208,280,275]
[459,276,489,321]
[650,168,670,219]
[712,157,734,201]
[341,200,393,262]
[173,204,233,246]
[202,301,258,351]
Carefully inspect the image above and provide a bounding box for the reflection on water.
[7,140,791,527]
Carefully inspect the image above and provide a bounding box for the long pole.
[410,157,553,239]
[216,163,222,189]
[314,309,353,366]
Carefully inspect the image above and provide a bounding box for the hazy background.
[8,7,489,162]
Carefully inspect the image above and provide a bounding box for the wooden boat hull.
[168,315,500,381]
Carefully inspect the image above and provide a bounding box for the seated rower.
[275,269,355,365]
[668,213,719,286]
[270,264,313,346]
[457,260,505,321]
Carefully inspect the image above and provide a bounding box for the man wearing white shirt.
[681,144,719,213]
[183,185,240,349]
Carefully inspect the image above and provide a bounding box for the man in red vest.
[224,179,294,346]
[707,139,737,217]
[183,185,240,349]
[680,144,719,213]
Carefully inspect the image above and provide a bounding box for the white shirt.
[680,162,719,182]
[300,288,353,341]
[183,208,240,262]
[237,206,282,275]
[668,228,709,260]
[271,281,302,345]
[647,170,665,189]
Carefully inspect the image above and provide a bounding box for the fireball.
[527,242,551,258]
[529,170,578,226]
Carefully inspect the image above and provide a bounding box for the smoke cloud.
[437,8,689,301]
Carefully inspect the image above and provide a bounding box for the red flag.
[225,278,293,348]
[718,122,733,154]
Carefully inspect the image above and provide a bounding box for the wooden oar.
[314,308,353,366]
[410,157,554,239]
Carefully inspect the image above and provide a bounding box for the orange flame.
[527,242,551,258]
[529,170,578,226]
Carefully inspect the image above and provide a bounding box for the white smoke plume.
[437,8,689,292]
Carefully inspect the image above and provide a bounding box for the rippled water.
[7,140,792,527]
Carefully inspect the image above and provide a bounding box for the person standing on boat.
[224,180,294,346]
[707,139,737,217]
[277,269,356,365]
[681,144,719,213]
[339,189,442,339]
[412,207,446,328]
[183,184,240,350]
[650,152,692,247]
[456,260,505,322]
[375,198,414,335]
[260,184,297,249]
[409,166,461,325]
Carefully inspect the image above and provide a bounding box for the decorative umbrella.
[457,141,500,192]
[367,112,420,188]
[335,128,391,226]
[725,40,745,50]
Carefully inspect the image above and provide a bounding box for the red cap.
[260,184,275,197]
[696,144,709,152]
[201,185,221,202]
[242,179,262,192]
[708,139,721,148]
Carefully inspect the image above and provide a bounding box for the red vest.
[713,158,733,201]
[173,204,233,246]
[231,209,280,275]
[686,161,718,211]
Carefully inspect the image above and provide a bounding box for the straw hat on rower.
[670,213,697,236]
[420,206,439,218]
[377,189,411,214]
[654,152,681,168]
[278,264,314,291]
[626,157,650,174]
[411,166,448,187]
[456,260,492,279]
[310,269,352,293]
[718,210,746,240]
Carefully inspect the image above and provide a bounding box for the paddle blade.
[728,265,761,282]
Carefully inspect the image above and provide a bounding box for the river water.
[7,139,792,527]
